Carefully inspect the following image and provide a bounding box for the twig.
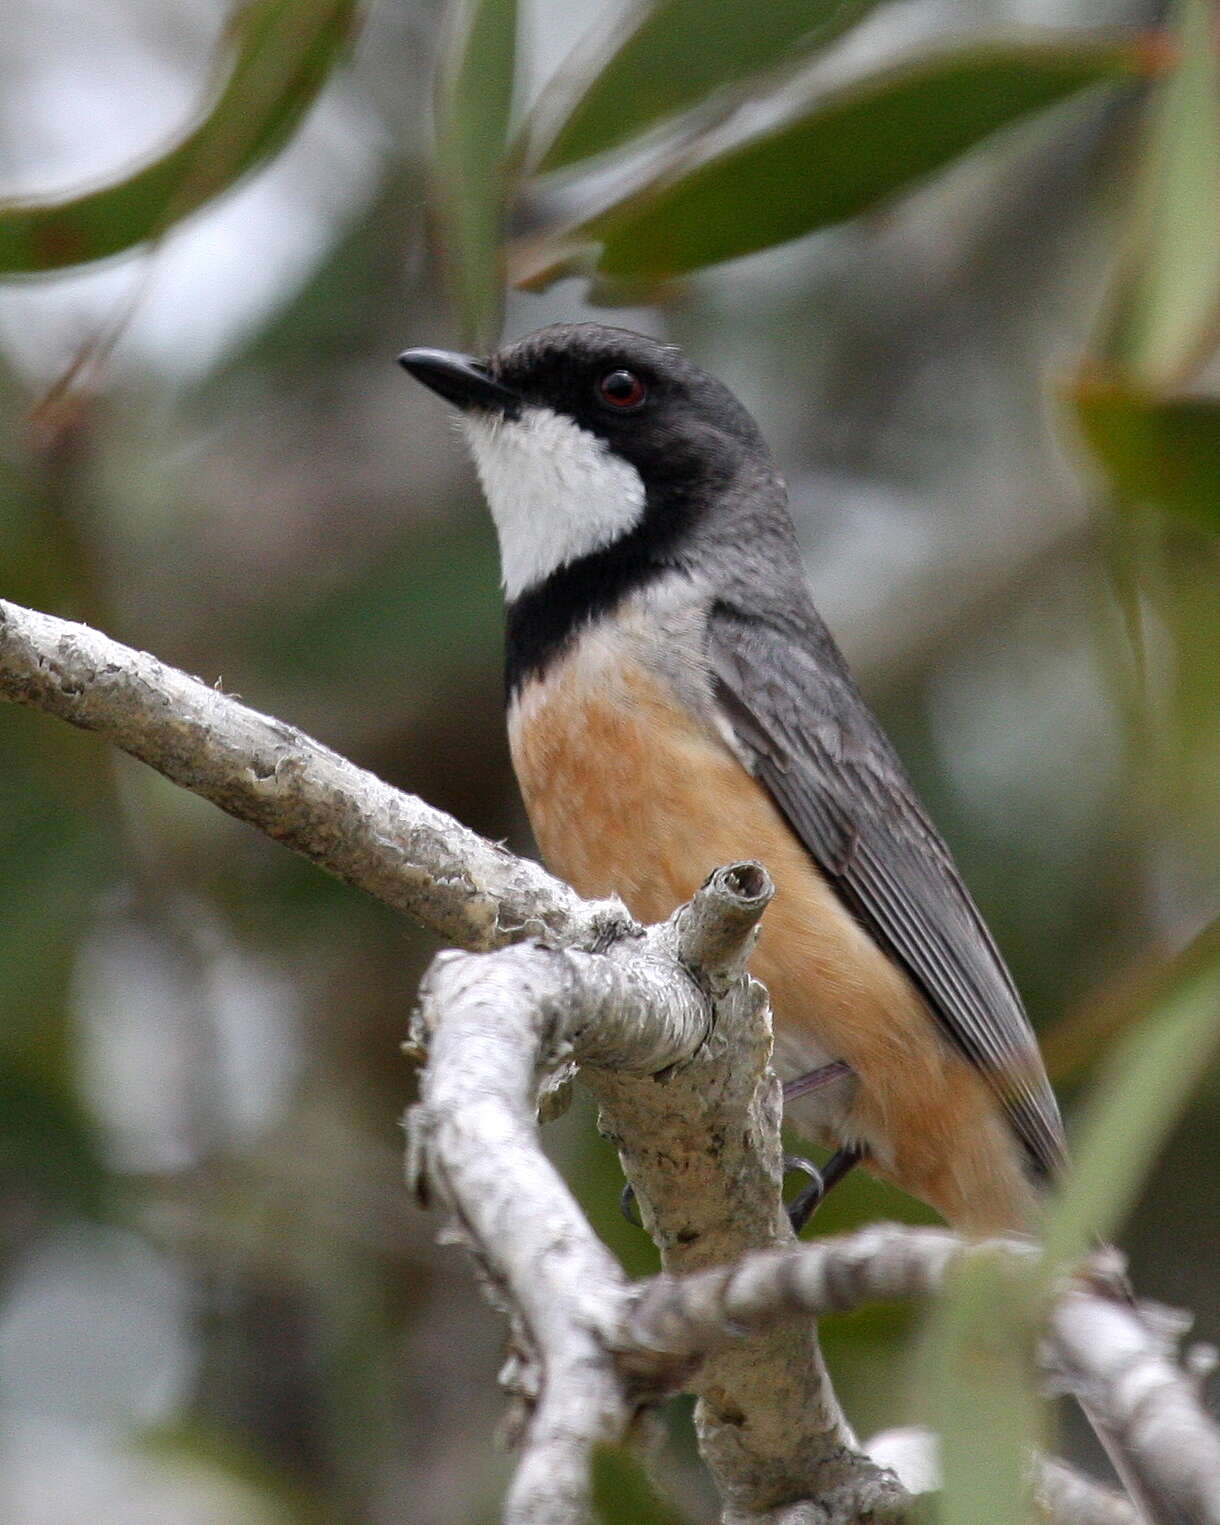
[1037,1456,1142,1525]
[620,1231,1220,1525]
[1049,1289,1220,1525]
[621,1226,974,1359]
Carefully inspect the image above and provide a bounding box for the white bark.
[618,1231,1220,1524]
[0,598,617,954]
[3,597,1219,1525]
[407,866,905,1524]
[1049,1289,1220,1525]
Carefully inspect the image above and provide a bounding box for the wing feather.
[708,602,1065,1180]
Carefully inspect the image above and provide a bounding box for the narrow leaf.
[1108,0,1220,386]
[1072,374,1220,533]
[1043,924,1220,1270]
[551,37,1143,287]
[0,0,358,277]
[533,0,881,175]
[434,0,518,349]
[924,1255,1041,1525]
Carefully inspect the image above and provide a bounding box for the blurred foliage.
[590,1444,695,1525]
[1044,919,1220,1271]
[530,39,1146,288]
[528,0,883,173]
[923,1253,1041,1525]
[1075,381,1220,531]
[0,0,358,274]
[1096,0,1220,388]
[1069,0,1220,526]
[434,0,518,347]
[0,0,1217,1521]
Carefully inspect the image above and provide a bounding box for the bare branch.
[1037,1457,1141,1525]
[409,873,907,1525]
[0,598,622,953]
[675,860,774,990]
[1049,1289,1220,1525]
[5,598,1218,1525]
[621,1226,971,1359]
[0,597,899,1522]
[409,942,638,1525]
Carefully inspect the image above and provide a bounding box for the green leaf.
[547,37,1142,287]
[0,0,358,277]
[434,0,518,349]
[1043,923,1220,1270]
[1072,375,1220,533]
[532,0,881,175]
[924,1254,1041,1525]
[1107,0,1220,387]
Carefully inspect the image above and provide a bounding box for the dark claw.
[619,1181,642,1228]
[786,1145,865,1235]
[784,1155,826,1235]
[783,1153,823,1192]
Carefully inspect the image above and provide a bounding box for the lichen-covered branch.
[407,867,906,1525]
[0,597,618,953]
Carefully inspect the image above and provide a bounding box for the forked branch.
[3,597,1218,1525]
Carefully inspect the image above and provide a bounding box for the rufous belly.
[508,643,1036,1233]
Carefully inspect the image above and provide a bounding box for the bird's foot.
[784,1154,827,1234]
[785,1144,866,1235]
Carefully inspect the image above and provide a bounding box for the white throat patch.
[461,405,647,598]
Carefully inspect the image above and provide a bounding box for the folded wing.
[708,601,1066,1181]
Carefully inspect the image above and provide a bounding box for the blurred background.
[1,0,1216,1520]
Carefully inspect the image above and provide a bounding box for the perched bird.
[399,323,1065,1236]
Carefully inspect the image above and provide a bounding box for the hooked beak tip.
[397,347,521,418]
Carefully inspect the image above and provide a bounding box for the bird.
[398,323,1066,1238]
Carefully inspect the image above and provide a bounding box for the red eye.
[597,369,647,410]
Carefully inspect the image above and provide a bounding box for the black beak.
[397,347,521,418]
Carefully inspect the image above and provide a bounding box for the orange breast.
[509,639,1036,1233]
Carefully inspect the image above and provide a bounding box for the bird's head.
[399,324,773,600]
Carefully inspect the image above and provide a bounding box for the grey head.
[399,323,792,602]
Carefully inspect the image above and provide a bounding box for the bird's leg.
[782,1059,852,1104]
[781,1061,861,1229]
[786,1145,864,1234]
